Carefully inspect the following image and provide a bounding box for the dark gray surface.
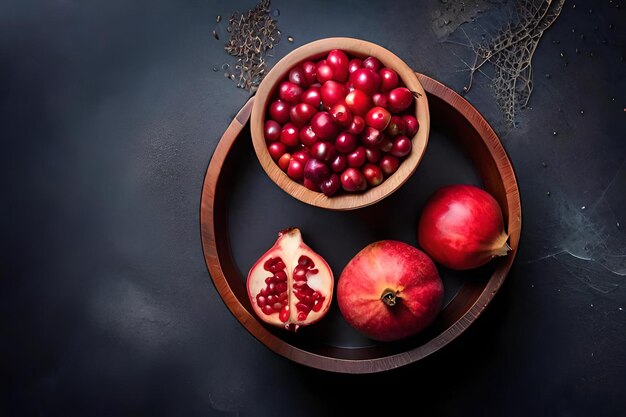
[2,0,625,416]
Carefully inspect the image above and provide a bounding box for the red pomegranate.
[337,240,444,342]
[417,184,510,270]
[247,228,334,331]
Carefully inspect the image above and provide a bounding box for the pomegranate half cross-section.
[247,228,334,331]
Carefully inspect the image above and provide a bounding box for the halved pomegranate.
[247,228,334,331]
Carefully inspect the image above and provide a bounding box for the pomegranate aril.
[270,259,285,273]
[296,302,312,314]
[279,305,290,323]
[275,282,287,293]
[274,270,287,282]
[312,298,325,312]
[294,268,307,281]
[273,302,283,311]
[265,276,275,284]
[256,295,266,306]
[299,255,313,267]
[262,305,274,315]
[297,312,307,321]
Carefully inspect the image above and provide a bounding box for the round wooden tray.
[200,73,522,374]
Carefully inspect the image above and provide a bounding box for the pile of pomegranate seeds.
[264,49,419,197]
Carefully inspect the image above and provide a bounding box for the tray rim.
[199,73,522,374]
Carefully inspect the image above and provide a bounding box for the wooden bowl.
[200,73,522,374]
[250,37,430,210]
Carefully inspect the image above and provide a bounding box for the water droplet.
[572,3,576,8]
[546,191,551,197]
[581,205,586,210]
[542,161,548,167]
[590,52,595,57]
[212,29,219,40]
[560,52,565,58]
[590,304,593,307]
[575,48,580,54]
[580,34,585,40]
[272,9,280,17]
[287,36,294,43]
[580,109,584,115]
[462,86,468,92]
[222,63,230,70]
[609,23,614,30]
[216,15,221,23]
[531,284,535,288]
[223,71,230,78]
[619,307,623,311]
[589,9,593,13]
[230,74,236,80]
[212,66,218,72]
[553,130,558,136]
[552,40,560,44]
[571,28,575,33]
[617,222,621,228]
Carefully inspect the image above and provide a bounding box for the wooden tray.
[200,73,522,374]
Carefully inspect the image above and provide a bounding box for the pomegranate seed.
[256,295,266,306]
[294,268,307,281]
[259,288,269,296]
[312,291,321,299]
[268,282,275,292]
[275,282,287,293]
[263,258,274,271]
[262,305,274,315]
[266,295,275,303]
[312,299,324,312]
[278,292,288,301]
[274,270,287,282]
[269,259,285,273]
[273,302,283,311]
[279,305,290,322]
[265,277,275,284]
[298,255,313,267]
[296,302,312,313]
[297,312,308,321]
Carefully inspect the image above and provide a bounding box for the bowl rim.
[250,37,431,211]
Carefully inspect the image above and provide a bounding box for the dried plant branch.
[459,0,565,125]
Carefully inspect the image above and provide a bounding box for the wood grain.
[200,73,522,374]
[249,37,430,210]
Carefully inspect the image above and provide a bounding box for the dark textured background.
[2,0,625,415]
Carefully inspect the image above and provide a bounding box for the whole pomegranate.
[337,240,444,342]
[417,184,510,270]
[247,228,334,331]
